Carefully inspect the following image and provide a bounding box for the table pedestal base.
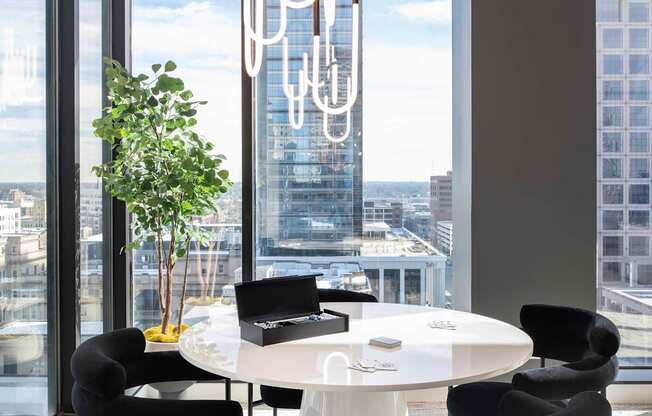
[300,390,408,416]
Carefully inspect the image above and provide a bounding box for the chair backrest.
[520,304,620,363]
[71,328,145,400]
[317,288,378,303]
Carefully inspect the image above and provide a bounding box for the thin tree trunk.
[210,249,219,298]
[161,232,176,334]
[156,231,164,318]
[205,240,215,298]
[194,240,208,299]
[176,238,192,334]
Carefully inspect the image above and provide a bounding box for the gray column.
[453,0,597,324]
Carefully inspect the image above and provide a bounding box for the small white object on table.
[179,302,533,416]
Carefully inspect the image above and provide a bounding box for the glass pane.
[598,0,622,22]
[603,184,624,204]
[603,54,624,74]
[630,158,650,178]
[630,2,650,22]
[629,54,649,75]
[602,261,623,283]
[629,210,650,229]
[80,0,103,341]
[254,1,452,307]
[603,158,623,178]
[630,132,649,152]
[603,236,624,256]
[131,1,242,328]
[603,106,624,127]
[0,2,49,414]
[603,210,624,230]
[630,106,649,127]
[603,132,623,152]
[405,270,421,305]
[629,236,649,256]
[604,28,623,48]
[630,28,649,48]
[383,270,401,304]
[603,80,623,100]
[629,80,649,101]
[630,184,650,204]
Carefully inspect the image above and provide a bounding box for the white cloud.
[132,1,240,68]
[363,43,452,181]
[394,1,451,25]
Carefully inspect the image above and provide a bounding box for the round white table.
[179,303,533,416]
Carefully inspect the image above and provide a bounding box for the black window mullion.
[102,0,132,332]
[55,0,81,413]
[242,0,255,282]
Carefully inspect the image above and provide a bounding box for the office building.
[363,200,403,228]
[255,0,363,257]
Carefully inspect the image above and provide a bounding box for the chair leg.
[540,357,546,368]
[273,408,277,416]
[225,379,231,401]
[248,383,254,416]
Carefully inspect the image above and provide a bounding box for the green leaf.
[217,170,229,179]
[151,63,162,73]
[164,60,177,72]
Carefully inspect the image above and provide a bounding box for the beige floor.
[135,383,652,416]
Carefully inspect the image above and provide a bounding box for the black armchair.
[447,304,620,416]
[499,391,612,416]
[71,328,242,416]
[257,289,378,416]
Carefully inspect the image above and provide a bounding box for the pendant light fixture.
[243,0,360,143]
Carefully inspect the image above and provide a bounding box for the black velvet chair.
[256,289,378,416]
[71,328,242,416]
[447,304,620,416]
[499,391,612,416]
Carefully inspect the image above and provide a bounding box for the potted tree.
[93,58,232,376]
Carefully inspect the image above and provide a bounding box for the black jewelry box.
[234,275,349,346]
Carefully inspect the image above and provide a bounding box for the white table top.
[179,302,533,392]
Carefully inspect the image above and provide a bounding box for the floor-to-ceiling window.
[131,0,243,327]
[597,0,652,367]
[0,2,49,414]
[253,0,452,306]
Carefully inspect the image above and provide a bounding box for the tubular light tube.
[325,0,337,27]
[244,28,263,77]
[243,0,288,46]
[323,102,352,143]
[331,58,338,105]
[303,52,324,88]
[287,85,306,129]
[282,37,308,129]
[285,0,316,8]
[282,37,308,99]
[311,3,359,115]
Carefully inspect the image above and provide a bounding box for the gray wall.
[453,0,597,324]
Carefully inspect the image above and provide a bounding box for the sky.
[0,0,452,183]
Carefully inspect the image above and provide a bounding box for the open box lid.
[235,275,322,323]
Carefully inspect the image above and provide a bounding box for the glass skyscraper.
[597,0,652,365]
[255,0,363,257]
